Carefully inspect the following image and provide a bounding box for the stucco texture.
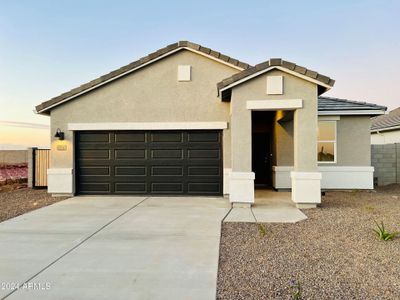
[272,115,372,167]
[50,49,239,169]
[230,69,318,172]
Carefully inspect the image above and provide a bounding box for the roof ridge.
[36,41,251,114]
[217,58,335,93]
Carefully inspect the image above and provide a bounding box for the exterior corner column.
[291,100,321,208]
[229,98,255,205]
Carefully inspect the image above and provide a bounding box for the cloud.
[0,120,49,129]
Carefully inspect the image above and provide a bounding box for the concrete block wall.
[371,143,399,186]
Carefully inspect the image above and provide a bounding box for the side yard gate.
[29,148,50,188]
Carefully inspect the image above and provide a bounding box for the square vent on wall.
[178,65,191,81]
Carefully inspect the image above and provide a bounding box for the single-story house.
[371,107,400,144]
[35,41,386,208]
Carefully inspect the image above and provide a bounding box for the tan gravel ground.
[0,184,69,223]
[217,185,400,300]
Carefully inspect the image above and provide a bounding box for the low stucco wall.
[0,150,28,166]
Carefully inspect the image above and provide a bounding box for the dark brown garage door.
[75,130,222,195]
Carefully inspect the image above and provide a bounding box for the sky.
[0,0,399,148]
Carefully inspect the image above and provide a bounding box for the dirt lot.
[0,184,69,223]
[217,185,400,300]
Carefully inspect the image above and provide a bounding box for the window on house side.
[317,121,336,163]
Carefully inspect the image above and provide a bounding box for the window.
[317,121,336,163]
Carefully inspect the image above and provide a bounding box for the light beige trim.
[318,110,385,116]
[246,99,303,111]
[318,116,340,121]
[220,66,332,92]
[68,122,228,131]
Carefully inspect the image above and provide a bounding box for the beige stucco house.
[35,41,386,208]
[371,107,400,144]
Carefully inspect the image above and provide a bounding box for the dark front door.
[75,130,222,195]
[252,132,272,186]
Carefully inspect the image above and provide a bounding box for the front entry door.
[252,132,272,186]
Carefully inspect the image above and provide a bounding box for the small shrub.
[365,206,376,213]
[257,223,267,237]
[289,280,302,300]
[373,221,398,241]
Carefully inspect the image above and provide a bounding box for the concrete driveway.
[0,196,230,300]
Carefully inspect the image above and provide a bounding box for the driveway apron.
[0,196,229,300]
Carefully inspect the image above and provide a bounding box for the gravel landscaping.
[217,185,400,300]
[0,184,69,223]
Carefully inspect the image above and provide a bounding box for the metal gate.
[33,148,50,188]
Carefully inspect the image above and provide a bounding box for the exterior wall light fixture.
[54,128,64,140]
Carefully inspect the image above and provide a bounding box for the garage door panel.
[79,149,110,159]
[76,130,222,195]
[188,149,220,159]
[115,166,146,176]
[151,149,183,159]
[78,132,110,143]
[151,166,183,176]
[188,132,220,142]
[79,166,110,176]
[151,182,184,193]
[188,182,220,194]
[115,149,146,159]
[114,132,146,143]
[151,132,183,142]
[78,183,110,193]
[188,166,220,176]
[115,183,146,193]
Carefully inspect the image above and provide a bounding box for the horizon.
[1,0,399,147]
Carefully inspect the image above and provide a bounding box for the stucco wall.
[230,69,318,172]
[50,49,240,170]
[336,116,371,166]
[371,130,400,145]
[272,115,372,167]
[0,150,28,165]
[273,114,294,166]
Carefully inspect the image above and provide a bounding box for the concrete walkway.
[224,190,307,223]
[0,196,229,300]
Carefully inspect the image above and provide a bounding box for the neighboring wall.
[371,143,400,186]
[0,150,28,166]
[371,130,400,145]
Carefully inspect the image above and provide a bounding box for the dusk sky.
[0,0,399,148]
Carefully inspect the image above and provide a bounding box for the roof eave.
[318,109,386,116]
[371,124,400,133]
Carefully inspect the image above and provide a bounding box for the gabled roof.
[217,58,335,99]
[371,107,400,132]
[35,41,251,114]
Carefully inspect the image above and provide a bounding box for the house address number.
[56,145,67,151]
